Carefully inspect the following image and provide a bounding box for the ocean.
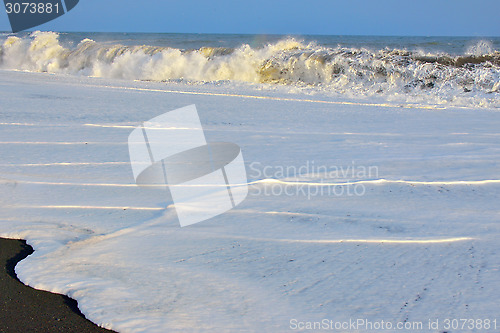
[1,31,499,107]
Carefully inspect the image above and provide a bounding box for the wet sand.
[0,238,115,332]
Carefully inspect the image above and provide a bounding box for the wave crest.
[1,32,499,107]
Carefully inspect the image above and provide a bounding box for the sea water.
[1,32,500,332]
[1,31,499,107]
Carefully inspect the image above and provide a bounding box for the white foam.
[466,40,494,56]
[1,32,499,108]
[1,68,500,332]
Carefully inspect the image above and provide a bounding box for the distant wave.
[1,31,499,108]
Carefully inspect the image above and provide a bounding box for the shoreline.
[0,68,498,331]
[0,237,115,332]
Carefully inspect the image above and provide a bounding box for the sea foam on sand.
[0,70,499,332]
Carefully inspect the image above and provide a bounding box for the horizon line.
[1,30,500,38]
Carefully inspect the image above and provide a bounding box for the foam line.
[10,178,500,188]
[217,236,474,244]
[250,178,500,186]
[15,205,163,211]
[0,141,123,145]
[92,84,447,110]
[0,162,133,167]
[192,231,474,244]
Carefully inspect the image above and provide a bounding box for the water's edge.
[0,237,116,332]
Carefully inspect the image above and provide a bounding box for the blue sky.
[1,0,499,36]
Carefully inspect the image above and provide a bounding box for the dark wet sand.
[0,238,116,332]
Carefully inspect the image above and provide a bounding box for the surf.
[1,31,499,108]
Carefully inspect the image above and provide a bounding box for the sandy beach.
[0,237,114,332]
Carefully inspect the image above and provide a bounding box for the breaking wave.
[1,31,499,107]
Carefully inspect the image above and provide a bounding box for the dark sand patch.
[0,238,116,332]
